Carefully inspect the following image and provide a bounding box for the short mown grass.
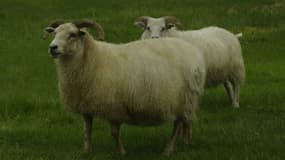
[0,0,284,159]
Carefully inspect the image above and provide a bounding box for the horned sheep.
[44,19,206,155]
[134,16,245,108]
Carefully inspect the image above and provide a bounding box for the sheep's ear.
[164,16,181,29]
[134,16,149,29]
[42,19,64,40]
[45,27,55,33]
[79,30,86,36]
[42,27,55,40]
[165,23,176,29]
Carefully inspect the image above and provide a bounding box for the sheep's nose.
[49,45,60,58]
[151,36,159,39]
[49,45,58,51]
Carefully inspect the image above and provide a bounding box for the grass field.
[0,0,285,159]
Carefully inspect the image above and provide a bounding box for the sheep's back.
[178,27,244,86]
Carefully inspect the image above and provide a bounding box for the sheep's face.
[49,23,85,58]
[134,16,181,39]
[144,18,168,39]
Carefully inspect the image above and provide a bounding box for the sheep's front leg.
[83,113,93,152]
[110,122,126,155]
[224,81,234,105]
[182,120,192,145]
[163,119,182,156]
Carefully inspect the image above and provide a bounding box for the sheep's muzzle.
[49,45,61,58]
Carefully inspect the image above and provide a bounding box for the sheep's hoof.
[117,151,126,156]
[183,138,192,145]
[116,148,126,156]
[163,147,174,156]
[233,102,240,108]
[84,148,92,153]
[84,144,92,153]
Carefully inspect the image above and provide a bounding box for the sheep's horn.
[73,19,105,41]
[42,19,65,40]
[163,16,181,29]
[134,16,149,29]
[48,19,65,28]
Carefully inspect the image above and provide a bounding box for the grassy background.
[0,0,285,159]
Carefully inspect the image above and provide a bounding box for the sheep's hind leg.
[224,81,234,106]
[163,119,182,156]
[110,122,126,155]
[182,119,192,145]
[83,113,93,153]
[232,81,240,108]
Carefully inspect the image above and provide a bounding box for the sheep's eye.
[69,33,77,38]
[161,27,166,31]
[146,27,150,31]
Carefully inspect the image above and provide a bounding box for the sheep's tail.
[235,33,243,38]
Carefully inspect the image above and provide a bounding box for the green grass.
[0,0,285,159]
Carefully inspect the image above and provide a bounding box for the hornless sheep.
[134,16,245,108]
[44,19,206,155]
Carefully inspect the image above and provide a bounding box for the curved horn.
[42,19,65,40]
[134,16,149,29]
[73,19,105,41]
[163,16,181,29]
